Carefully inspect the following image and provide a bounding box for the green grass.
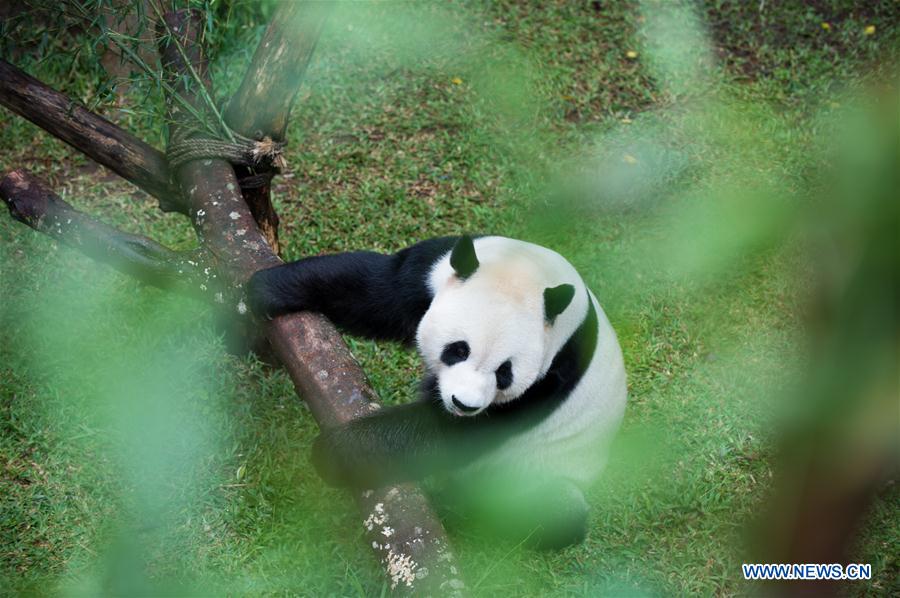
[2,1,898,595]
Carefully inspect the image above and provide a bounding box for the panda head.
[416,236,576,417]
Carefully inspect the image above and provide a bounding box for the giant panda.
[247,235,627,548]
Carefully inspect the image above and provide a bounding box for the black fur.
[247,236,458,343]
[494,359,513,390]
[449,234,478,279]
[543,283,575,324]
[440,341,470,366]
[250,237,598,548]
[312,293,598,488]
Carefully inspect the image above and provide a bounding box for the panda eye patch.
[495,360,513,390]
[441,341,470,365]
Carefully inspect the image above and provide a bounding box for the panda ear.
[543,284,575,324]
[450,235,479,280]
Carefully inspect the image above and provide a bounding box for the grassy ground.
[1,1,898,595]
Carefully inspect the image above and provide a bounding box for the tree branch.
[0,59,185,214]
[158,9,463,593]
[219,1,332,255]
[0,168,211,294]
[224,1,331,140]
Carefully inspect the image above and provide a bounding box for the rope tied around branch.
[167,125,286,189]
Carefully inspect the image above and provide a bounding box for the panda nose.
[452,396,479,413]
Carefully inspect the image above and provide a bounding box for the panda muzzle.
[452,395,481,414]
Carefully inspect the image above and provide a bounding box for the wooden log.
[221,1,331,255]
[224,1,331,140]
[235,173,281,256]
[0,59,185,214]
[0,169,209,294]
[157,10,463,594]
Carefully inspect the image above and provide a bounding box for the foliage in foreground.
[1,1,898,595]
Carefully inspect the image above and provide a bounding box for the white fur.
[416,236,627,486]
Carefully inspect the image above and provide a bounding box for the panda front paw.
[311,430,353,487]
[245,268,282,319]
[312,426,392,489]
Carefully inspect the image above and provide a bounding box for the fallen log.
[0,2,464,590]
[158,8,464,594]
[0,59,184,214]
[0,168,209,295]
